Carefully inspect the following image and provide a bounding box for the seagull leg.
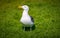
[24,26,25,31]
[30,27,31,31]
[30,27,32,31]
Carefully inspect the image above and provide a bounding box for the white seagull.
[18,5,34,31]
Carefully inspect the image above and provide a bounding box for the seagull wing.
[30,16,34,22]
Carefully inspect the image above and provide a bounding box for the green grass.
[0,0,60,38]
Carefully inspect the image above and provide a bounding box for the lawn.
[0,0,60,38]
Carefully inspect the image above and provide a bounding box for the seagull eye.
[24,7,26,8]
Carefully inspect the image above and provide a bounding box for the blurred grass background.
[0,0,60,38]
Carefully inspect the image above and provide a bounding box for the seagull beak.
[18,6,22,9]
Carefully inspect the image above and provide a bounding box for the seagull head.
[18,5,29,10]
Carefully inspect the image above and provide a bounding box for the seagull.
[18,5,34,31]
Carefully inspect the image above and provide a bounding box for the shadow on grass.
[22,25,35,31]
